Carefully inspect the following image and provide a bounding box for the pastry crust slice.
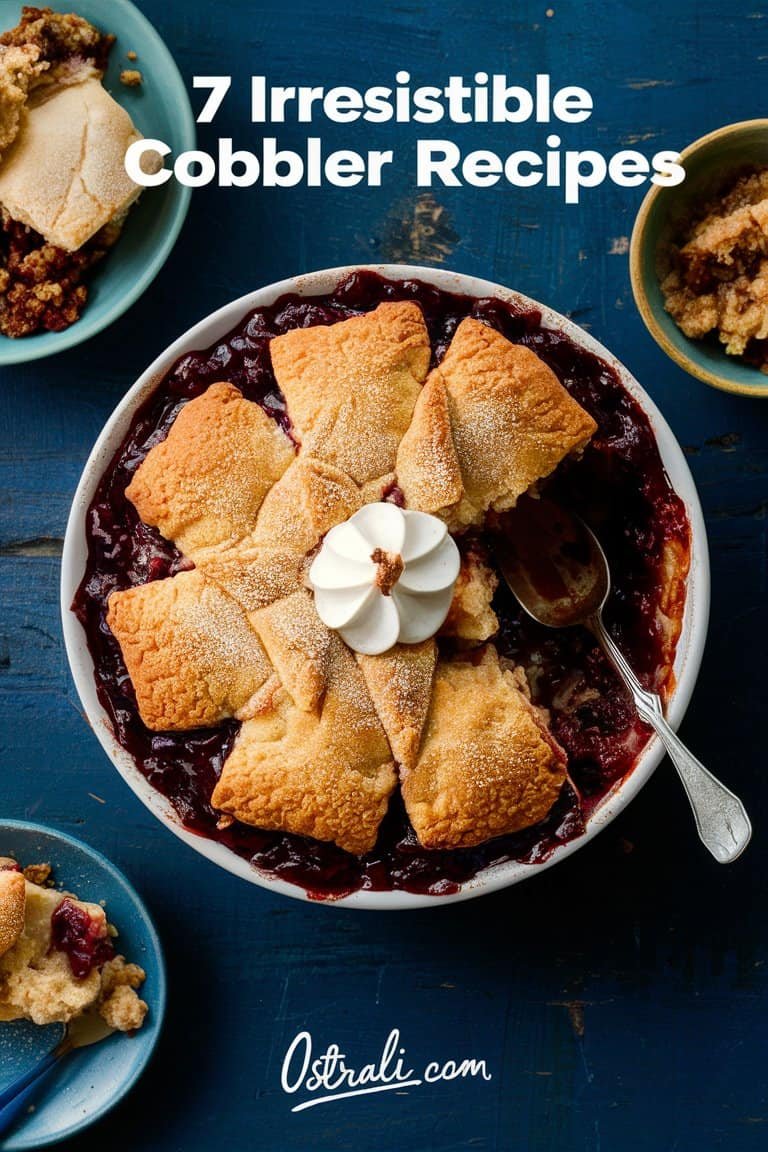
[201,545,306,614]
[441,550,499,642]
[251,456,362,553]
[396,371,463,514]
[251,590,336,712]
[200,456,361,613]
[402,648,567,849]
[0,77,150,251]
[356,640,437,773]
[0,869,25,958]
[107,570,273,731]
[270,301,431,485]
[126,383,294,558]
[416,319,597,528]
[212,644,396,855]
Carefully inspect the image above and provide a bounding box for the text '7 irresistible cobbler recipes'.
[126,72,686,204]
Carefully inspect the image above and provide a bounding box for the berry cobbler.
[74,271,690,899]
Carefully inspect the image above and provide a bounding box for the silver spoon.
[494,495,751,864]
[0,1012,114,1137]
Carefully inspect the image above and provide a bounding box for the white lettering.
[124,139,171,186]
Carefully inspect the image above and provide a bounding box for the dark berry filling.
[72,270,690,899]
[50,898,115,980]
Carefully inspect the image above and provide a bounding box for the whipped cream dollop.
[308,503,460,656]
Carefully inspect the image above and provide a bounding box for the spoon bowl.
[496,495,752,864]
[494,495,609,629]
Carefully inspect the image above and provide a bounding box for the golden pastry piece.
[251,589,336,712]
[0,867,25,957]
[395,371,463,514]
[399,318,597,528]
[402,649,567,850]
[126,382,294,558]
[107,570,273,731]
[655,537,691,700]
[212,646,396,855]
[270,301,431,485]
[0,77,150,252]
[441,550,499,642]
[356,640,437,773]
[200,455,362,612]
[251,455,362,554]
[201,545,306,614]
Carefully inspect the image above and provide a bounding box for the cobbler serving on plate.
[0,857,147,1030]
[74,271,690,899]
[0,6,156,338]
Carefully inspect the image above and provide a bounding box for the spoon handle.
[589,615,752,864]
[0,1047,60,1110]
[0,1049,62,1137]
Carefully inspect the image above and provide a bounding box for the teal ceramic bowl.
[0,820,165,1149]
[630,119,768,398]
[0,0,195,366]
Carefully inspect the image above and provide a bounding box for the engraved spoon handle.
[588,614,752,864]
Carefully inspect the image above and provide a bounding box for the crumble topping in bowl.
[0,6,157,338]
[660,167,768,372]
[0,856,147,1031]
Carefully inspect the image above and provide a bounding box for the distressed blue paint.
[1,1,767,1150]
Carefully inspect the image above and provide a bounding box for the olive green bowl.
[630,119,768,398]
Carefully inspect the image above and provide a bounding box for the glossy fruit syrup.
[50,899,115,979]
[73,271,690,899]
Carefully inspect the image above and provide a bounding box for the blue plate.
[0,0,195,365]
[0,820,166,1150]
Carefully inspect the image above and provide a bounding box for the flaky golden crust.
[0,78,145,252]
[212,644,396,855]
[402,649,567,850]
[399,319,597,528]
[656,537,691,700]
[198,455,361,614]
[251,590,336,713]
[441,551,499,642]
[107,570,273,731]
[251,456,362,553]
[270,302,431,485]
[200,546,305,614]
[356,640,437,773]
[126,382,294,558]
[0,870,25,958]
[395,371,463,513]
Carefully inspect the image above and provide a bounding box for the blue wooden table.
[2,1,768,1148]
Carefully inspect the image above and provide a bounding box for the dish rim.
[629,117,768,399]
[0,817,166,1149]
[0,0,196,366]
[60,262,710,910]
